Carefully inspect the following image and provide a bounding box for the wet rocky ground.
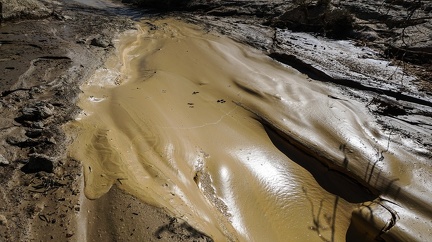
[0,0,132,240]
[1,0,431,241]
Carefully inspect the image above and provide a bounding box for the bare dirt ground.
[0,0,129,240]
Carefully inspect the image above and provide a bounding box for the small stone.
[90,36,110,48]
[76,38,86,44]
[20,102,54,121]
[0,214,7,226]
[34,203,44,213]
[32,121,45,129]
[47,137,57,144]
[0,154,9,166]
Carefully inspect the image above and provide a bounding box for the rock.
[47,136,57,144]
[76,38,87,44]
[90,36,111,48]
[6,128,28,146]
[0,214,7,226]
[25,129,43,138]
[21,153,55,173]
[270,3,354,39]
[0,154,9,166]
[19,102,54,121]
[32,121,45,129]
[34,203,44,213]
[356,31,380,41]
[0,0,51,21]
[6,129,40,147]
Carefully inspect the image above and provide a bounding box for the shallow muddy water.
[69,19,432,241]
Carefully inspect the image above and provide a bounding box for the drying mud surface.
[70,18,432,241]
[2,0,432,241]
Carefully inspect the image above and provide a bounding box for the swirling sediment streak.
[69,19,432,241]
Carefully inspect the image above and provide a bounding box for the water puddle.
[69,19,432,241]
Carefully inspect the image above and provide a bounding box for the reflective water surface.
[69,19,432,241]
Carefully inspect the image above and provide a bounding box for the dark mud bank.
[0,0,133,240]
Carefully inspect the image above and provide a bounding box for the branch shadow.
[262,122,378,203]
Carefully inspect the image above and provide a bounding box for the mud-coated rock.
[0,0,51,20]
[25,129,43,138]
[21,153,55,173]
[5,128,28,146]
[0,154,9,166]
[0,214,7,226]
[269,2,353,39]
[19,102,54,121]
[90,36,111,48]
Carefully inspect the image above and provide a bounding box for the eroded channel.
[69,19,432,241]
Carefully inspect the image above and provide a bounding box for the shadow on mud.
[345,213,384,242]
[263,121,387,241]
[262,121,378,204]
[269,52,432,108]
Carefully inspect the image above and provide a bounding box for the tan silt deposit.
[69,19,432,241]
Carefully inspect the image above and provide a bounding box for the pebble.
[32,121,44,129]
[90,36,110,48]
[0,214,7,226]
[0,154,9,166]
[21,102,54,121]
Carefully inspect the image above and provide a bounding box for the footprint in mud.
[217,99,226,103]
[187,102,194,108]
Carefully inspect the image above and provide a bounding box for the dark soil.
[0,1,133,240]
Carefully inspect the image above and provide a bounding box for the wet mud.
[0,0,136,240]
[69,18,432,241]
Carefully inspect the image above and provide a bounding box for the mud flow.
[69,19,432,241]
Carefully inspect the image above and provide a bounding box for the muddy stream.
[69,19,432,241]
